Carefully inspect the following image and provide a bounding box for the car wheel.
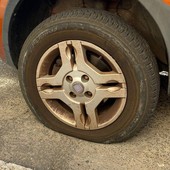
[19,9,160,143]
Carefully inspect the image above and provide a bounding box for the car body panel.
[139,0,170,93]
[0,0,8,60]
[1,0,20,66]
[164,0,170,5]
[139,0,170,63]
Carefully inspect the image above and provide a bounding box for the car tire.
[18,9,160,143]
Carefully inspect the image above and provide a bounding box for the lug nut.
[82,75,89,82]
[85,91,93,98]
[66,76,73,83]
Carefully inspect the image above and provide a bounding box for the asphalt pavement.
[0,60,170,170]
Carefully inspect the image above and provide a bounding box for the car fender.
[139,0,170,93]
[3,0,20,66]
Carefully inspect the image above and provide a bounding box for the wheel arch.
[138,0,170,93]
[138,0,170,60]
[3,0,170,78]
[3,0,51,67]
[3,0,20,67]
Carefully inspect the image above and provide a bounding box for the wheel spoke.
[37,75,60,87]
[72,41,124,84]
[96,86,127,99]
[39,88,65,100]
[71,104,86,129]
[84,86,126,129]
[85,103,99,129]
[93,72,125,84]
[39,88,85,129]
[37,42,73,87]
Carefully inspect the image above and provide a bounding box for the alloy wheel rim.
[36,40,127,130]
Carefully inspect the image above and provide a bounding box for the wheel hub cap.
[63,71,96,103]
[72,82,84,94]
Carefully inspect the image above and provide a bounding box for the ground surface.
[0,60,170,170]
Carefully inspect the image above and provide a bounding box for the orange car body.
[0,0,8,60]
[164,0,170,5]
